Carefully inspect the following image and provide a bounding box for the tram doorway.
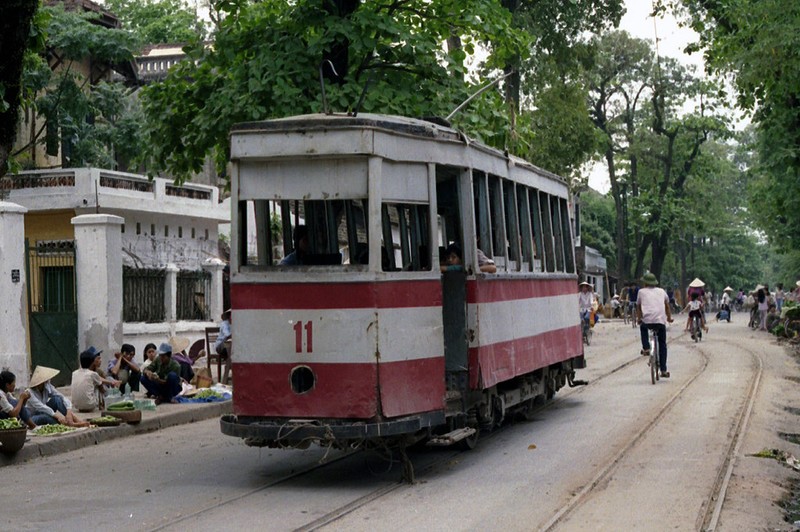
[25,239,78,386]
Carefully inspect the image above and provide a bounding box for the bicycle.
[643,324,660,385]
[581,311,592,346]
[691,314,703,342]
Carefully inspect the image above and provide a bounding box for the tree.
[587,31,730,283]
[101,0,206,45]
[139,0,528,181]
[579,189,617,272]
[0,0,40,176]
[12,5,141,171]
[660,0,800,250]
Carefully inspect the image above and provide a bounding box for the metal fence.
[177,269,211,321]
[123,267,166,323]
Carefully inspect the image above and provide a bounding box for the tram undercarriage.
[220,356,586,452]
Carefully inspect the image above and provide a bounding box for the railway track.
[149,328,696,532]
[537,334,763,531]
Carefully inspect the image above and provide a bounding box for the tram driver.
[279,225,309,265]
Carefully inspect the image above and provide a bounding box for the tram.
[220,113,584,452]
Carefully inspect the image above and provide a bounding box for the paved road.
[3,317,796,531]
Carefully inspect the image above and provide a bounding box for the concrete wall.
[0,203,30,385]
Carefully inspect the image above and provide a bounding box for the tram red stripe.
[466,277,577,303]
[232,280,442,310]
[469,325,583,388]
[231,357,444,418]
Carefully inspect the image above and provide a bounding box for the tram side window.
[559,197,576,273]
[502,179,520,270]
[238,199,368,268]
[381,203,431,271]
[549,194,566,272]
[516,185,535,272]
[537,191,557,273]
[487,175,506,266]
[528,189,545,272]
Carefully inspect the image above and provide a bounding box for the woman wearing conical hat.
[26,366,89,427]
[685,278,707,333]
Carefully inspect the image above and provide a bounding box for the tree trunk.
[0,0,38,177]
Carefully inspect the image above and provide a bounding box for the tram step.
[426,427,477,447]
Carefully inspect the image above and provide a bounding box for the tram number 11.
[293,320,313,353]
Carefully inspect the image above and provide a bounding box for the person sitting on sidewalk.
[0,370,36,430]
[140,343,182,405]
[73,346,120,412]
[107,344,141,394]
[26,366,89,427]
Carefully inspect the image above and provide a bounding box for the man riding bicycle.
[637,273,674,378]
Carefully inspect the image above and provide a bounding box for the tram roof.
[230,113,567,186]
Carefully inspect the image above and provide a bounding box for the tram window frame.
[537,191,557,273]
[550,194,566,272]
[528,189,545,272]
[517,186,534,272]
[472,172,492,263]
[380,202,432,272]
[487,175,506,267]
[559,197,576,273]
[503,180,520,270]
[237,198,369,269]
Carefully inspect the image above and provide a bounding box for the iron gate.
[25,239,78,387]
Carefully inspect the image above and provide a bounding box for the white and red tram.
[221,114,584,450]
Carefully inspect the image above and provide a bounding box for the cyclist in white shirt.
[637,273,674,378]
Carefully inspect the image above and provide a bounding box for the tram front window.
[238,199,368,268]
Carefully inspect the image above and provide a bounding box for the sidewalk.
[0,398,232,467]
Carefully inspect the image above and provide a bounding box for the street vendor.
[73,346,120,412]
[140,343,182,405]
[0,370,36,430]
[26,366,89,427]
[107,343,141,393]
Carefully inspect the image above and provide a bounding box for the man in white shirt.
[637,273,674,377]
[72,347,120,412]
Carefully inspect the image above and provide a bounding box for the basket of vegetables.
[0,418,27,454]
[89,415,122,427]
[102,400,142,424]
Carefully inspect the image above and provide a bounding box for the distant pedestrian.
[775,283,785,313]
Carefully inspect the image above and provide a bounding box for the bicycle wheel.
[650,342,657,384]
[654,344,660,382]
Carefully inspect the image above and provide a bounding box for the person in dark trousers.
[140,343,182,405]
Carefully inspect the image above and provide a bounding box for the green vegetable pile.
[0,418,23,430]
[34,424,76,435]
[106,401,135,411]
[194,389,223,399]
[89,416,119,424]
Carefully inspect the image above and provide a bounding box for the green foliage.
[102,0,206,45]
[664,0,800,251]
[14,5,143,170]
[139,0,529,181]
[579,190,616,271]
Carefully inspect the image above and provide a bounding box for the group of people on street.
[579,274,800,379]
[0,315,232,430]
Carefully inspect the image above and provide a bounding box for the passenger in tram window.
[440,243,463,272]
[440,242,496,274]
[279,225,309,265]
[476,237,497,273]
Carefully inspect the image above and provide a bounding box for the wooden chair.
[205,327,226,383]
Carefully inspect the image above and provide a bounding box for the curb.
[0,401,232,467]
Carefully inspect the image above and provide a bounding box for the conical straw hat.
[29,366,59,388]
[723,286,733,292]
[168,336,190,353]
[688,278,705,288]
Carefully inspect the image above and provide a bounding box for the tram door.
[437,171,469,392]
